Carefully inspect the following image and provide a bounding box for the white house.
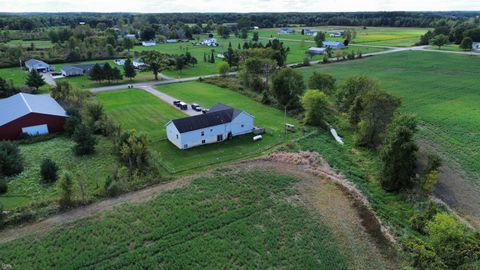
[133,58,147,69]
[473,42,480,51]
[165,39,178,43]
[114,59,126,66]
[124,34,136,39]
[142,41,157,47]
[201,38,218,47]
[165,104,254,149]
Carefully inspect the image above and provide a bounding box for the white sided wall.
[166,122,183,149]
[230,112,254,136]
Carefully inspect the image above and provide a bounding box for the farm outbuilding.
[165,104,254,149]
[307,47,326,55]
[0,93,68,140]
[323,41,346,49]
[24,59,54,73]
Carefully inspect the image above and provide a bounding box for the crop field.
[300,51,480,182]
[97,82,301,173]
[96,89,186,140]
[257,26,428,47]
[0,137,116,211]
[4,39,53,49]
[0,170,353,269]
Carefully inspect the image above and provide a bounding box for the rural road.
[41,73,56,87]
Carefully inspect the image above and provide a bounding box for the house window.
[210,129,213,132]
[183,144,188,149]
[176,134,179,139]
[217,134,223,141]
[201,131,205,136]
[241,124,244,128]
[202,140,206,144]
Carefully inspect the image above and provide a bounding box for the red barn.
[0,93,68,140]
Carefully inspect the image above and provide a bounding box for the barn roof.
[170,103,244,133]
[0,93,67,126]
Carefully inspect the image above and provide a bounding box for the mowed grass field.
[96,89,186,140]
[97,82,301,173]
[0,137,116,211]
[301,51,480,181]
[257,26,428,47]
[0,170,352,269]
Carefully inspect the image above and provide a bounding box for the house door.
[217,134,223,142]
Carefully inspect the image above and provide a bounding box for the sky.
[1,0,479,13]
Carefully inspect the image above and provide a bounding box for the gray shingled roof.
[171,103,243,134]
[0,93,67,126]
[25,59,50,69]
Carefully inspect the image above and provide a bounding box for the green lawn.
[97,82,302,173]
[0,137,116,211]
[96,89,186,140]
[0,170,351,269]
[300,51,480,182]
[5,40,53,49]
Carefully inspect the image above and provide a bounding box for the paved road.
[91,72,236,93]
[139,85,202,116]
[41,73,56,87]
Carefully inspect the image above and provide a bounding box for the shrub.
[404,237,448,270]
[0,203,4,229]
[57,171,74,207]
[0,179,7,194]
[410,201,439,234]
[218,62,229,77]
[114,130,149,171]
[104,176,120,197]
[64,108,82,137]
[0,141,24,177]
[40,158,59,183]
[422,170,439,193]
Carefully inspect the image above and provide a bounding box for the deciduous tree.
[308,72,336,95]
[271,68,305,109]
[380,113,418,191]
[301,90,330,127]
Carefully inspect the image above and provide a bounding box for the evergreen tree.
[0,76,17,98]
[89,64,104,82]
[124,58,136,81]
[252,32,259,42]
[26,69,45,93]
[314,32,326,47]
[72,123,97,156]
[111,67,123,81]
[57,171,74,207]
[102,63,114,83]
[210,49,215,63]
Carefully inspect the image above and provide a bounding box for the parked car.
[201,108,210,114]
[191,103,200,110]
[173,100,181,107]
[179,102,188,110]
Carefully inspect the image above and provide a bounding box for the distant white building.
[142,41,157,47]
[165,39,178,43]
[278,28,294,34]
[473,42,480,51]
[24,59,54,73]
[307,47,326,55]
[329,31,344,38]
[133,58,147,69]
[124,34,136,39]
[323,41,346,49]
[114,59,126,66]
[253,26,259,30]
[303,29,318,36]
[201,37,218,47]
[165,104,254,150]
